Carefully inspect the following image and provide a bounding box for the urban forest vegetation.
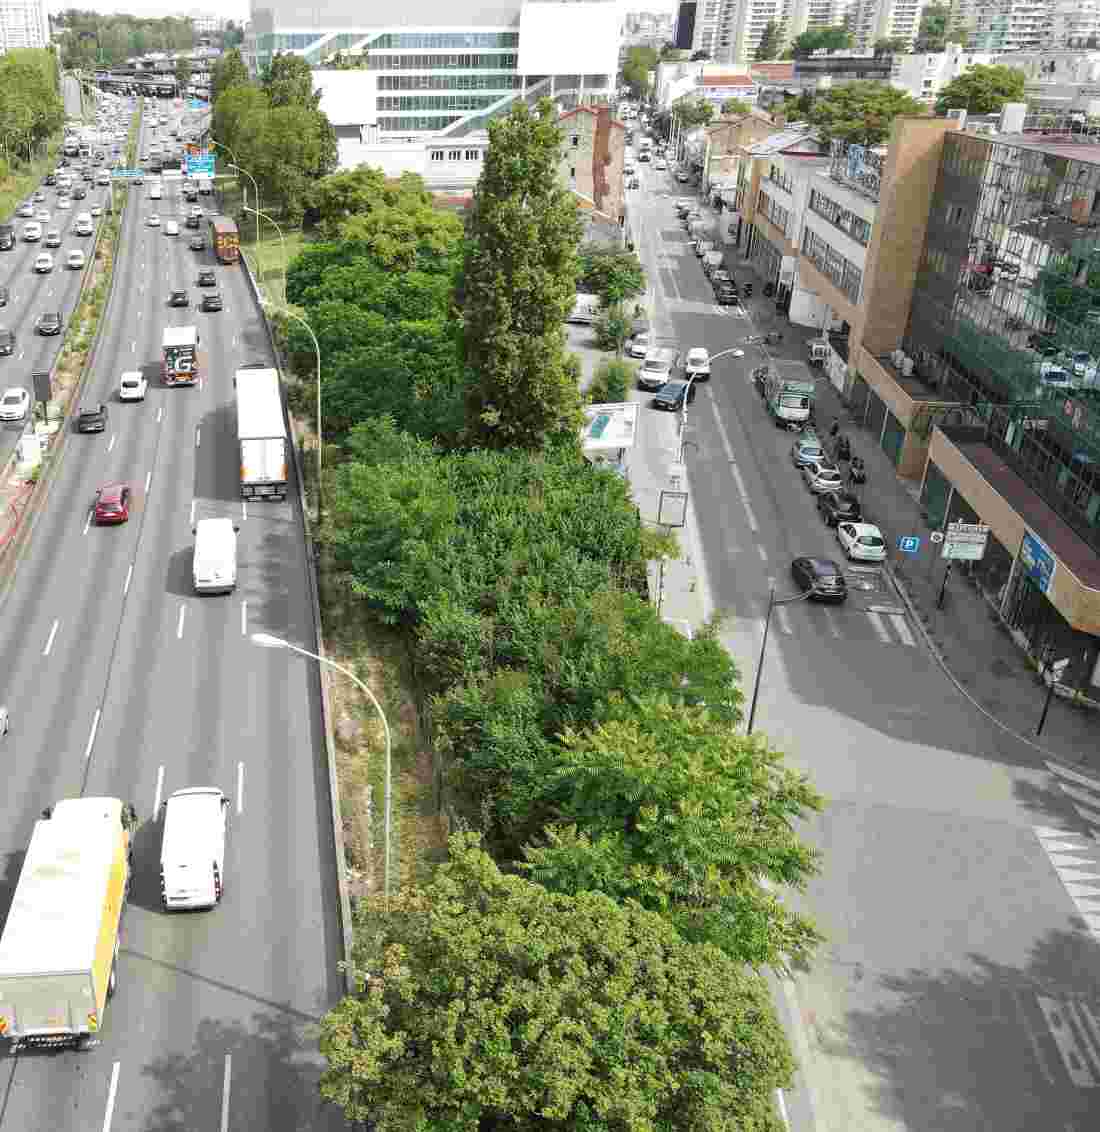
[672,94,716,129]
[266,98,822,1128]
[755,20,783,61]
[0,50,65,169]
[800,82,926,146]
[721,96,753,116]
[621,44,659,100]
[933,63,1027,116]
[914,4,968,52]
[789,25,852,58]
[52,9,195,68]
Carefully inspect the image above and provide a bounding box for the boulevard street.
[627,153,1100,1131]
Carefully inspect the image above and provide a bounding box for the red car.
[93,482,131,524]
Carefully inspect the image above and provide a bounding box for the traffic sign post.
[185,153,214,179]
[941,521,990,561]
[897,536,920,554]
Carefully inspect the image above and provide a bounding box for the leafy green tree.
[0,57,65,156]
[520,698,822,972]
[577,244,646,306]
[211,47,250,103]
[174,56,192,89]
[319,833,796,1132]
[755,20,783,60]
[210,82,265,165]
[672,94,715,128]
[621,45,658,101]
[934,64,1026,115]
[461,99,584,450]
[587,356,634,402]
[721,96,753,116]
[593,306,633,353]
[873,36,909,55]
[804,81,925,145]
[242,102,338,222]
[792,25,852,57]
[311,165,390,236]
[262,51,322,109]
[915,3,954,51]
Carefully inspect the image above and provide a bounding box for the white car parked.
[836,521,887,562]
[684,347,711,381]
[119,370,148,401]
[0,387,30,420]
[629,331,650,359]
[801,460,844,493]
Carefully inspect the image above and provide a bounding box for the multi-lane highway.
[0,98,344,1130]
[628,154,1100,1131]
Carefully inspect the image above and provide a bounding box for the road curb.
[240,255,356,994]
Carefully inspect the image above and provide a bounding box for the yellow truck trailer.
[0,797,134,1050]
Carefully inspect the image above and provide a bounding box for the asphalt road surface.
[0,98,345,1130]
[628,154,1100,1131]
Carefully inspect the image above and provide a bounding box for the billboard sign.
[941,521,990,561]
[1021,531,1057,594]
[186,153,215,178]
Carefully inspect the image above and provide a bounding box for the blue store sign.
[1021,532,1057,594]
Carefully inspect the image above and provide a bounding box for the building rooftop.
[746,124,822,156]
[990,132,1100,162]
[582,402,637,457]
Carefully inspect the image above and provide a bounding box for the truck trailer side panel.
[235,368,288,499]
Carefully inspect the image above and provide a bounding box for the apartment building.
[955,0,1046,52]
[1042,0,1100,49]
[846,0,931,51]
[0,0,48,51]
[890,44,996,105]
[556,104,625,227]
[690,0,793,63]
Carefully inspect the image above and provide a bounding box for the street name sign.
[941,521,990,561]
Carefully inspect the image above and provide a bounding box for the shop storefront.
[746,222,781,288]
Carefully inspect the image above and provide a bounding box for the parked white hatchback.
[684,347,711,381]
[119,370,148,401]
[0,387,30,421]
[836,521,887,562]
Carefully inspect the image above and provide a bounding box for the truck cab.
[160,788,229,910]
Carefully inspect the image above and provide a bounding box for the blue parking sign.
[898,536,921,554]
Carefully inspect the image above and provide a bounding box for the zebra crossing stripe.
[888,613,916,647]
[1037,996,1099,1087]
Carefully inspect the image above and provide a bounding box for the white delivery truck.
[234,366,288,499]
[0,798,135,1050]
[160,788,229,910]
[192,517,238,594]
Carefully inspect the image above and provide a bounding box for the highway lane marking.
[83,507,93,535]
[43,619,59,655]
[101,1060,121,1132]
[757,545,767,561]
[242,501,248,521]
[866,611,892,644]
[84,708,101,760]
[195,426,201,447]
[156,405,163,423]
[131,339,135,352]
[107,433,116,453]
[775,1087,790,1129]
[145,469,152,493]
[220,1053,232,1132]
[176,604,186,639]
[189,498,196,525]
[708,398,760,532]
[237,762,244,815]
[240,601,247,636]
[124,563,133,595]
[822,606,843,639]
[888,613,916,647]
[153,765,165,818]
[774,603,793,635]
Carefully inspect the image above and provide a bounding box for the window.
[570,166,576,179]
[571,134,579,147]
[802,228,862,304]
[430,150,445,162]
[465,149,480,161]
[448,149,462,160]
[808,188,872,245]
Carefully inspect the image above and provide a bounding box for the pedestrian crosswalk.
[1034,994,1100,1088]
[771,601,918,649]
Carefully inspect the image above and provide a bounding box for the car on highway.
[684,347,710,381]
[836,521,887,563]
[76,402,108,432]
[802,459,844,493]
[22,221,42,242]
[93,482,131,524]
[791,556,848,603]
[43,173,56,186]
[676,170,690,183]
[791,434,826,467]
[715,283,739,306]
[196,268,217,287]
[33,189,46,203]
[651,378,696,411]
[72,184,87,200]
[0,286,7,307]
[817,490,862,527]
[119,371,147,401]
[200,289,223,312]
[16,202,34,218]
[711,268,733,289]
[164,219,179,236]
[189,234,205,250]
[90,204,103,218]
[57,194,73,210]
[185,214,200,229]
[147,213,161,227]
[0,386,30,420]
[34,208,50,224]
[33,252,54,273]
[67,249,86,270]
[681,209,702,228]
[35,310,62,335]
[169,288,190,307]
[0,328,14,356]
[655,158,667,170]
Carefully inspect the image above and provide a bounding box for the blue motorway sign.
[188,99,208,110]
[186,153,215,177]
[111,168,145,179]
[897,536,921,554]
[1021,531,1057,594]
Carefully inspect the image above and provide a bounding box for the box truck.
[0,798,135,1050]
[235,366,288,499]
[163,325,201,386]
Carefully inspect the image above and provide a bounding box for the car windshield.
[818,469,841,480]
[859,535,885,547]
[2,393,20,405]
[801,445,823,459]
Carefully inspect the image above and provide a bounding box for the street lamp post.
[228,162,262,250]
[260,297,323,526]
[243,205,288,307]
[251,633,392,903]
[746,586,814,736]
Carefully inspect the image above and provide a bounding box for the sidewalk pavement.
[720,240,1100,768]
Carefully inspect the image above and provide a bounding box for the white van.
[192,517,239,594]
[149,183,162,200]
[73,211,93,236]
[160,787,228,911]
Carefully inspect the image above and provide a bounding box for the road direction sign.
[111,168,144,179]
[186,153,214,178]
[897,535,921,554]
[930,531,944,544]
[941,520,990,561]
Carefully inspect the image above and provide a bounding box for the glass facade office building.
[906,130,1100,680]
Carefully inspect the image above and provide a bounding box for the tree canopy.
[461,99,584,449]
[791,25,852,58]
[873,36,909,56]
[210,47,249,104]
[721,97,753,116]
[914,4,967,51]
[0,53,65,160]
[621,45,658,100]
[576,243,646,306]
[803,81,925,145]
[672,95,715,128]
[933,64,1026,115]
[319,833,795,1132]
[53,9,194,67]
[755,21,783,61]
